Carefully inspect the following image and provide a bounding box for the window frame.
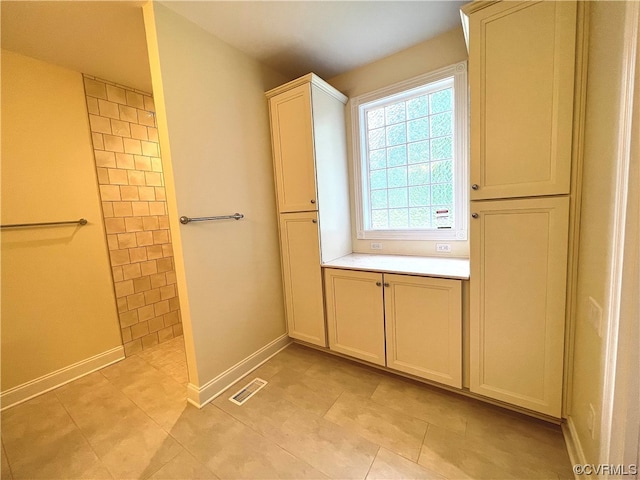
[350,61,468,241]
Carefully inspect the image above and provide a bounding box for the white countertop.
[322,253,470,280]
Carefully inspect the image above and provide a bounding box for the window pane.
[388,188,408,208]
[372,210,388,229]
[409,207,430,228]
[389,208,408,228]
[385,102,406,125]
[387,166,407,188]
[430,88,452,114]
[407,118,429,142]
[407,95,429,119]
[432,183,453,205]
[386,123,406,146]
[368,127,385,149]
[370,190,388,209]
[431,136,452,160]
[408,140,430,164]
[430,112,452,137]
[408,185,430,207]
[408,163,429,186]
[431,160,453,183]
[367,108,385,129]
[370,169,387,190]
[369,149,386,170]
[387,145,407,167]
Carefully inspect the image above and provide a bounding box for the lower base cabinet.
[324,268,462,388]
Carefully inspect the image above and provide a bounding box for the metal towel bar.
[0,218,88,229]
[179,213,244,224]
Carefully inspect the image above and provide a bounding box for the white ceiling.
[1,1,465,92]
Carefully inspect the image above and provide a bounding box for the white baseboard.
[563,416,588,479]
[1,346,125,411]
[187,334,291,408]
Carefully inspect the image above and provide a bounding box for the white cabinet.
[469,197,569,417]
[324,268,462,387]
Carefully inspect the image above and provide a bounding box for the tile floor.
[1,338,574,479]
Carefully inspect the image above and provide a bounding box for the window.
[351,62,468,240]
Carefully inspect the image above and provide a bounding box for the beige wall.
[569,1,628,463]
[143,4,288,387]
[1,50,122,390]
[329,27,469,258]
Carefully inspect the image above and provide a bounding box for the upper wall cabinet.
[463,1,577,200]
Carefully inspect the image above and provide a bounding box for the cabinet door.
[279,212,325,347]
[468,1,576,200]
[324,269,386,366]
[470,197,569,417]
[385,274,462,388]
[269,84,318,213]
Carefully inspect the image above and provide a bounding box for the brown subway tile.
[100,184,121,201]
[162,244,174,258]
[134,155,152,171]
[97,168,110,185]
[172,323,183,337]
[158,326,174,343]
[141,332,159,349]
[127,292,145,310]
[144,96,155,112]
[110,250,130,268]
[123,339,142,356]
[122,263,142,280]
[103,135,124,153]
[147,245,163,260]
[106,84,127,104]
[150,273,167,289]
[86,97,100,115]
[127,170,145,186]
[131,322,149,340]
[158,216,170,229]
[163,311,179,326]
[114,280,134,298]
[104,217,126,234]
[148,316,164,333]
[117,297,128,314]
[89,114,111,134]
[112,201,133,217]
[120,185,139,201]
[153,230,169,244]
[119,104,138,123]
[138,186,155,201]
[137,304,154,322]
[106,234,119,251]
[117,232,137,249]
[142,216,159,231]
[112,266,124,283]
[136,230,154,246]
[166,270,177,286]
[126,90,145,109]
[108,168,129,185]
[124,217,143,232]
[130,123,148,141]
[102,201,114,218]
[129,246,148,263]
[141,141,158,157]
[151,157,163,172]
[141,260,158,276]
[111,119,131,137]
[131,201,149,217]
[169,296,180,312]
[98,99,120,119]
[157,258,173,273]
[148,201,166,216]
[123,138,142,155]
[95,150,116,168]
[84,78,107,99]
[133,275,151,293]
[120,310,138,328]
[138,109,156,127]
[144,289,161,306]
[147,127,158,143]
[145,172,162,187]
[160,284,176,300]
[115,153,135,170]
[92,132,104,149]
[154,187,166,200]
[121,327,132,343]
[154,300,170,317]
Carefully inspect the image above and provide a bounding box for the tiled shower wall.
[83,75,182,356]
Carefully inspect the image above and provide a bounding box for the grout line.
[363,445,381,480]
[1,438,16,480]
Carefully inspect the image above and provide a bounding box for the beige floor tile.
[301,355,384,399]
[1,393,112,479]
[366,448,444,480]
[148,449,218,479]
[168,403,326,479]
[325,391,428,462]
[371,376,468,434]
[1,442,12,480]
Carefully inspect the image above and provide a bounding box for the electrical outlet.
[370,242,383,250]
[436,243,452,253]
[587,403,596,439]
[588,296,603,337]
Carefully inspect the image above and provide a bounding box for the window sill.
[322,253,469,280]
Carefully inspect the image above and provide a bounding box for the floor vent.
[229,378,267,406]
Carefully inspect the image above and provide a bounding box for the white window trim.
[350,61,468,241]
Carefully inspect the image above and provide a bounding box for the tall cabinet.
[266,74,351,347]
[462,0,579,417]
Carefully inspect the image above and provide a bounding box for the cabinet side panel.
[311,85,352,262]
